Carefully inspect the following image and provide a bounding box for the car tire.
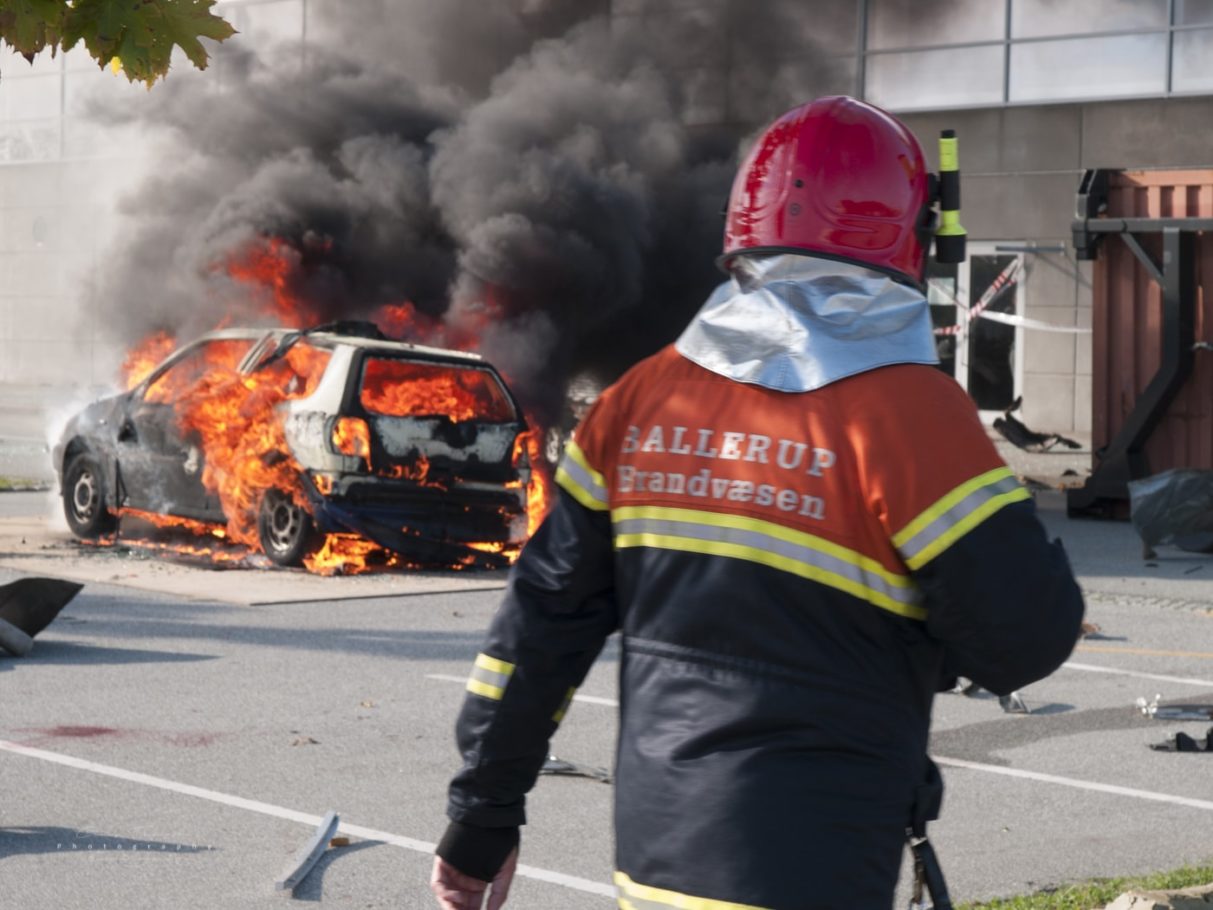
[257,488,318,567]
[62,452,117,539]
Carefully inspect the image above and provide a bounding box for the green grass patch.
[959,862,1213,910]
[0,476,46,491]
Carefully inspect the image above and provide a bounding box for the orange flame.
[102,237,559,573]
[226,237,324,328]
[121,331,177,389]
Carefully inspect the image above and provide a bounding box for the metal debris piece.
[329,836,350,848]
[1136,694,1162,717]
[999,691,1030,714]
[950,679,1030,714]
[275,810,339,892]
[540,753,612,784]
[1136,694,1213,720]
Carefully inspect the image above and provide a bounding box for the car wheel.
[257,488,318,567]
[62,453,117,539]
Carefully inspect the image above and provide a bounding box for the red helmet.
[721,96,934,289]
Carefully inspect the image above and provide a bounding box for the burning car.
[53,321,535,570]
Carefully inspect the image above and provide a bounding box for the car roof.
[192,327,487,365]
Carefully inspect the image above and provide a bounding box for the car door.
[116,339,252,520]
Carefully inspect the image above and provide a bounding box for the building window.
[868,0,1005,50]
[1010,0,1167,38]
[863,0,1213,111]
[866,45,1003,110]
[1009,33,1168,103]
[1172,27,1213,92]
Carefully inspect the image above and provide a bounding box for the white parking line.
[935,755,1213,812]
[429,664,1213,814]
[426,674,621,707]
[0,738,615,899]
[1063,660,1213,688]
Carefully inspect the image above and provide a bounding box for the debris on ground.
[0,577,84,657]
[1136,695,1213,721]
[1128,470,1213,560]
[540,753,612,783]
[949,678,1031,714]
[993,397,1082,452]
[1000,691,1030,714]
[275,810,340,892]
[1150,727,1213,752]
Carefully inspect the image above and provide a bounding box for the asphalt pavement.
[3,489,1213,908]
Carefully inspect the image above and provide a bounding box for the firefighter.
[430,95,1085,910]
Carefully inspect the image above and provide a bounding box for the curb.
[1105,884,1213,908]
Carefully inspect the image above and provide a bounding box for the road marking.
[935,755,1213,812]
[1077,644,1213,660]
[0,738,615,899]
[426,674,620,707]
[1063,660,1213,688]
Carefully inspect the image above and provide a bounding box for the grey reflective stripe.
[896,473,1025,567]
[612,516,920,611]
[557,450,608,506]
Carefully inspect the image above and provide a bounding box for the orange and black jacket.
[439,346,1084,909]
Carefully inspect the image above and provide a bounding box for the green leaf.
[0,0,67,58]
[61,0,235,86]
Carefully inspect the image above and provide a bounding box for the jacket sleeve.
[911,497,1084,694]
[850,369,1085,696]
[437,430,617,880]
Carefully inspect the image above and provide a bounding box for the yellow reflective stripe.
[556,439,609,511]
[892,467,1030,570]
[553,686,576,724]
[614,871,773,910]
[892,467,1016,548]
[614,505,911,592]
[907,487,1030,569]
[556,466,609,511]
[614,532,926,621]
[612,505,923,620]
[475,653,514,675]
[466,678,506,700]
[466,652,515,701]
[565,439,606,488]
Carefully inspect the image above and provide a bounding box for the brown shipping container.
[1090,169,1213,487]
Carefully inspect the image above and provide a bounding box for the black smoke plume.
[92,0,848,420]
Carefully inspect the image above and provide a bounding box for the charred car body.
[54,322,532,567]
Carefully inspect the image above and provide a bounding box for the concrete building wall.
[901,97,1213,435]
[3,1,1213,457]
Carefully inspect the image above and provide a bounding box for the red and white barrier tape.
[933,258,1021,336]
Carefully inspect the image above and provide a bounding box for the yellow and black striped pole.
[935,129,967,263]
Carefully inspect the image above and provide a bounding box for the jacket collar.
[675,254,939,393]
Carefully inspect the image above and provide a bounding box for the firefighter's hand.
[430,848,518,910]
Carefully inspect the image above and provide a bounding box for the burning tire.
[62,453,117,539]
[257,488,318,567]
